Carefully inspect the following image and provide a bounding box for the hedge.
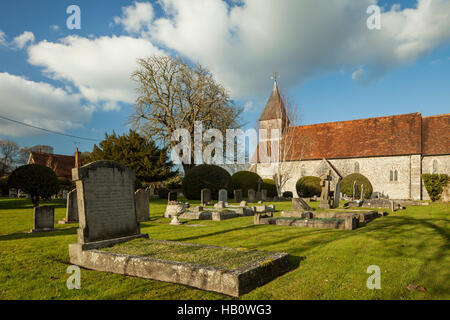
[341,173,373,199]
[231,171,262,196]
[296,176,321,197]
[262,179,278,197]
[422,174,449,202]
[182,164,232,200]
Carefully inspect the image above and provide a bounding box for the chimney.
[75,148,81,168]
[38,147,42,153]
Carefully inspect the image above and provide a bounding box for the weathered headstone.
[233,189,242,203]
[9,188,17,198]
[332,180,341,209]
[72,161,142,244]
[352,181,357,200]
[360,184,365,201]
[31,206,55,233]
[261,189,268,201]
[201,188,211,205]
[168,191,177,202]
[59,189,78,224]
[215,201,226,209]
[292,198,312,211]
[240,200,247,207]
[218,189,227,202]
[318,170,332,209]
[135,188,150,222]
[248,189,256,203]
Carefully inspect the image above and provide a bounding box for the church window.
[354,162,360,173]
[389,170,393,182]
[394,170,398,182]
[301,165,306,177]
[432,159,438,174]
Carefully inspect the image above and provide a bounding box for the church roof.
[28,152,76,179]
[422,114,450,155]
[282,113,424,160]
[259,81,288,122]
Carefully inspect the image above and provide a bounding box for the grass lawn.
[0,197,448,300]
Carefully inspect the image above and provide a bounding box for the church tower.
[258,79,290,163]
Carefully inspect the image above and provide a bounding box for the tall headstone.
[59,189,78,224]
[72,161,142,244]
[360,184,365,201]
[248,189,256,203]
[31,206,55,233]
[352,181,357,200]
[135,188,150,222]
[218,189,228,202]
[233,189,242,203]
[168,191,177,202]
[318,170,332,209]
[332,180,341,209]
[201,188,211,205]
[261,189,268,202]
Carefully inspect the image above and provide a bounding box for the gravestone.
[135,188,150,222]
[31,206,55,233]
[240,200,247,207]
[248,189,256,203]
[59,189,78,224]
[201,188,211,205]
[215,201,226,209]
[360,184,365,201]
[352,181,357,200]
[261,189,268,201]
[9,188,17,198]
[218,189,228,202]
[233,189,242,203]
[168,191,177,202]
[72,161,142,244]
[332,180,341,209]
[292,198,312,211]
[318,170,332,209]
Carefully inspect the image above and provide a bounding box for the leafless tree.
[0,139,19,175]
[130,55,242,174]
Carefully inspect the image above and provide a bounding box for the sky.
[0,0,449,156]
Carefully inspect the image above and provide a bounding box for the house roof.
[28,152,76,179]
[422,114,450,156]
[259,81,289,122]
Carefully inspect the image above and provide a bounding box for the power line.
[0,115,101,142]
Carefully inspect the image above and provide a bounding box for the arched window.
[354,162,360,173]
[394,170,398,182]
[432,159,438,174]
[389,170,393,182]
[301,165,306,177]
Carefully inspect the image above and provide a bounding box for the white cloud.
[113,1,154,33]
[49,25,59,31]
[0,72,92,137]
[0,30,7,46]
[12,31,35,49]
[146,0,450,98]
[27,35,164,105]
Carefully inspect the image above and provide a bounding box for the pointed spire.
[259,75,288,122]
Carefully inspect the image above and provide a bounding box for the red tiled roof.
[422,114,450,155]
[28,152,75,179]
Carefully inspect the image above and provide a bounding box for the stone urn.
[165,202,185,225]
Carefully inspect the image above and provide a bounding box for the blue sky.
[0,0,449,156]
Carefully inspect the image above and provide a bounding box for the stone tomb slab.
[69,238,291,297]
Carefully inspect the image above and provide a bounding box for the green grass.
[0,197,448,300]
[102,238,271,270]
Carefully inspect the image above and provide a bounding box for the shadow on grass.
[0,198,66,210]
[0,226,78,241]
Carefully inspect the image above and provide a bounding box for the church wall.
[421,155,450,200]
[257,155,418,200]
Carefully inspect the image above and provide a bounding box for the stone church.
[251,80,450,200]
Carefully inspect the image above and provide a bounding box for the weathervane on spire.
[271,72,280,82]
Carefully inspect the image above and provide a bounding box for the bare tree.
[0,139,20,175]
[130,55,242,174]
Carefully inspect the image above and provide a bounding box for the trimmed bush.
[58,177,73,188]
[232,171,262,196]
[7,164,59,207]
[157,187,169,199]
[135,178,143,191]
[422,174,449,202]
[283,191,293,198]
[183,165,232,200]
[0,175,8,195]
[262,179,278,198]
[296,176,321,197]
[341,173,373,199]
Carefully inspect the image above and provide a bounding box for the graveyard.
[0,192,448,299]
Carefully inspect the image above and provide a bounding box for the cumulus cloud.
[12,31,35,49]
[0,30,7,46]
[113,1,154,33]
[0,72,92,137]
[145,0,450,98]
[27,35,164,105]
